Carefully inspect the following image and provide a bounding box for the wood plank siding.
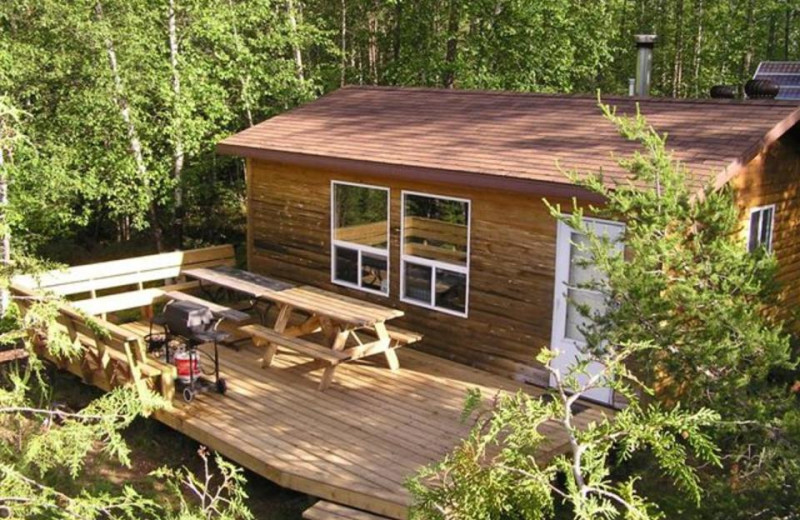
[247,158,578,386]
[733,129,800,326]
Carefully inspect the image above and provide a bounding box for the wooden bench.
[70,281,197,316]
[16,245,236,319]
[240,324,349,391]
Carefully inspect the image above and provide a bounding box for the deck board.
[304,500,393,520]
[122,320,609,519]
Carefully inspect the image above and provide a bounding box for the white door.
[549,218,624,404]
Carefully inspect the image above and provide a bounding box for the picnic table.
[182,266,420,390]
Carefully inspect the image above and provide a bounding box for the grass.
[46,369,314,519]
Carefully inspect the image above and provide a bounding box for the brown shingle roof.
[218,86,800,192]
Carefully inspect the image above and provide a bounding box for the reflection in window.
[401,192,470,316]
[403,262,432,303]
[334,246,358,285]
[331,182,389,295]
[748,205,774,253]
[563,225,622,343]
[435,268,467,314]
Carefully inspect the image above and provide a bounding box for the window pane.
[403,194,469,266]
[435,268,467,314]
[748,210,761,252]
[403,262,432,304]
[761,208,773,250]
[361,253,388,293]
[334,184,388,249]
[334,246,358,285]
[565,288,605,342]
[568,232,602,287]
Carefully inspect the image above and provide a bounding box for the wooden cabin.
[218,86,800,406]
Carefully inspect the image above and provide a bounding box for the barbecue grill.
[149,300,229,402]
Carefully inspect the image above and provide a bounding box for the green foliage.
[3,1,798,255]
[409,341,721,520]
[152,446,254,520]
[549,99,793,413]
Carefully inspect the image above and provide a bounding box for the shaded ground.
[48,368,314,519]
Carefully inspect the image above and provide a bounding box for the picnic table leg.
[260,304,293,368]
[319,365,338,391]
[374,322,399,371]
[330,327,350,352]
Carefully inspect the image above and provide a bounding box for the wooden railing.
[12,284,177,401]
[15,245,235,298]
[7,246,236,403]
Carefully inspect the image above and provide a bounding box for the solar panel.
[755,61,800,75]
[754,62,800,101]
[777,88,800,101]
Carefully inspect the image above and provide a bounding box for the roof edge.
[711,105,800,191]
[338,84,800,107]
[217,142,606,203]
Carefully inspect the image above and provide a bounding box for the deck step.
[303,501,394,520]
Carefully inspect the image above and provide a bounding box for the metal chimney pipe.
[634,34,657,97]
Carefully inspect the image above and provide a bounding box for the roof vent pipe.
[634,34,657,97]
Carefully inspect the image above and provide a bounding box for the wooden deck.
[118,321,608,519]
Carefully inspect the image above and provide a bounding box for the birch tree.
[94,0,164,251]
[168,0,185,247]
[287,0,305,81]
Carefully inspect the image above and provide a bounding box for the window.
[748,205,775,252]
[401,191,470,316]
[561,223,623,343]
[331,181,390,295]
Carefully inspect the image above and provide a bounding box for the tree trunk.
[228,0,254,126]
[692,0,704,97]
[168,0,184,248]
[340,0,346,87]
[287,0,304,81]
[739,0,756,92]
[368,0,379,84]
[95,0,164,252]
[783,7,791,60]
[672,0,685,98]
[0,150,9,316]
[767,13,776,59]
[442,0,460,88]
[392,0,402,64]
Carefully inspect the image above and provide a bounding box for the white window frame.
[330,180,391,296]
[400,190,471,318]
[747,204,775,253]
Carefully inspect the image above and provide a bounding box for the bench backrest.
[14,245,235,297]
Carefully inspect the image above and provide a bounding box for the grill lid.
[163,300,215,338]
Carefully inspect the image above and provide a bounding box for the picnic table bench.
[183,266,421,390]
